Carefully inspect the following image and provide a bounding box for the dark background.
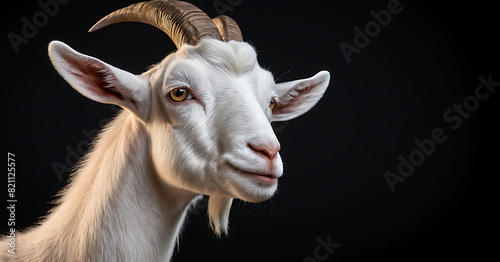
[2,0,499,261]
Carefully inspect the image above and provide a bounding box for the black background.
[2,0,499,261]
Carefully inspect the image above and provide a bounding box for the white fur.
[1,38,330,261]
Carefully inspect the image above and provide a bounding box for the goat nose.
[248,142,280,161]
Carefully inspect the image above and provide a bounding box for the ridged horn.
[211,15,243,42]
[88,0,223,48]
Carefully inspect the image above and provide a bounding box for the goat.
[1,1,330,261]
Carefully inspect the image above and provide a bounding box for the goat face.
[48,39,329,203]
[148,39,283,202]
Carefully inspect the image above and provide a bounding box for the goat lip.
[227,163,279,183]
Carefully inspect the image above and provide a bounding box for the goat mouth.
[227,163,278,184]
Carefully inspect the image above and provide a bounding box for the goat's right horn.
[212,15,243,42]
[88,0,223,49]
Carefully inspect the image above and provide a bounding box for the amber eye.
[269,99,276,111]
[170,88,189,102]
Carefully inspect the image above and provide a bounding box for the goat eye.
[269,99,276,111]
[170,88,189,102]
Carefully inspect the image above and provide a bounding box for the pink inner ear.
[65,55,126,102]
[273,83,317,115]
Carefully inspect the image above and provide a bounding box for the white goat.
[1,1,330,261]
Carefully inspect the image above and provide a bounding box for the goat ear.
[48,41,151,120]
[272,71,330,122]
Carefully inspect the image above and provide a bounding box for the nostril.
[248,143,280,161]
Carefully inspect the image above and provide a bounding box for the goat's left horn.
[88,0,223,48]
[212,15,243,42]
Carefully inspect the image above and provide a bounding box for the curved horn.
[88,0,223,48]
[212,15,243,42]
